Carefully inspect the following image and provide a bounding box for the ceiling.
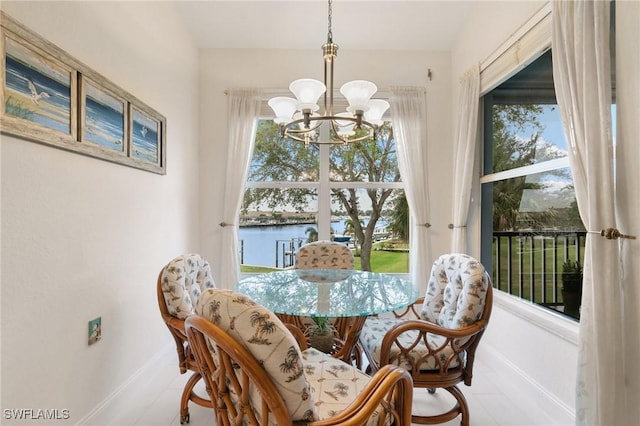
[172,1,479,51]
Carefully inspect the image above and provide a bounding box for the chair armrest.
[309,365,413,426]
[378,318,489,373]
[392,297,424,319]
[385,318,488,340]
[163,314,186,333]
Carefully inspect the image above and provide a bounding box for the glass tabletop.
[235,269,419,317]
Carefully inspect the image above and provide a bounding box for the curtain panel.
[552,1,628,424]
[450,65,480,253]
[390,88,432,294]
[219,89,262,289]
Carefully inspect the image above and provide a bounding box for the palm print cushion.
[196,288,318,423]
[196,288,388,425]
[160,253,216,319]
[295,240,354,270]
[302,347,390,425]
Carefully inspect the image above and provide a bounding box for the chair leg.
[180,372,210,424]
[447,385,470,426]
[411,385,469,425]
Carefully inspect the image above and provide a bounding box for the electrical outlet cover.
[88,317,102,345]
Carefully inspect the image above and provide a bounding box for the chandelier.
[268,0,389,146]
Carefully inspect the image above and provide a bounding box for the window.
[481,50,586,320]
[239,114,408,273]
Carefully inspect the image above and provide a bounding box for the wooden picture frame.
[1,31,77,146]
[79,75,128,157]
[1,11,166,174]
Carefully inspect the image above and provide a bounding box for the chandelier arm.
[285,115,377,128]
[283,129,373,145]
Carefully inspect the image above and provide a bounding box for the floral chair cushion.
[160,253,216,319]
[420,253,490,329]
[196,288,318,423]
[302,347,390,425]
[295,240,354,270]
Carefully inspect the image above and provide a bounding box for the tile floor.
[83,343,574,426]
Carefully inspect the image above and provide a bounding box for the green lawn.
[493,235,584,304]
[240,241,409,273]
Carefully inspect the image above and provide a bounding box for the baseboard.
[483,344,575,422]
[74,344,173,425]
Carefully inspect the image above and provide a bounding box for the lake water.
[238,219,387,267]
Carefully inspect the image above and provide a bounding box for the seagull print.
[140,126,148,138]
[27,79,50,104]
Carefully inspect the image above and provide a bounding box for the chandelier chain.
[327,0,333,43]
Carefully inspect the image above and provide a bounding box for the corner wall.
[0,2,200,423]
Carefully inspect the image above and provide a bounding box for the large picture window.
[240,116,408,273]
[481,50,586,320]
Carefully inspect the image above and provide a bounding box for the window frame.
[243,106,406,271]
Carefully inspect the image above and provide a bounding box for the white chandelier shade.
[289,79,326,112]
[364,99,391,126]
[268,97,298,125]
[340,80,377,113]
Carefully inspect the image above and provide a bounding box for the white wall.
[198,48,454,283]
[0,1,200,423]
[616,0,640,419]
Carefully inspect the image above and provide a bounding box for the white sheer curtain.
[552,2,627,424]
[450,64,480,253]
[390,87,431,294]
[219,89,262,289]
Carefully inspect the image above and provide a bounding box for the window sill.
[493,290,580,345]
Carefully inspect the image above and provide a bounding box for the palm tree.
[305,226,318,243]
[387,192,409,241]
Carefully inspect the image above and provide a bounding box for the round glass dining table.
[235,269,418,363]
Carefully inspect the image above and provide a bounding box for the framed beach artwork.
[0,11,166,174]
[2,33,76,144]
[80,76,127,156]
[131,106,161,165]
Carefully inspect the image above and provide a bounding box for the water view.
[239,219,387,268]
[239,221,345,268]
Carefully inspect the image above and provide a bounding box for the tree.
[329,125,399,270]
[490,104,569,231]
[387,192,409,241]
[245,121,399,271]
[305,226,318,243]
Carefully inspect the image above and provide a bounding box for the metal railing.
[492,230,586,318]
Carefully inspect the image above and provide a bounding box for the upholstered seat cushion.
[359,317,462,371]
[160,253,216,319]
[302,347,390,425]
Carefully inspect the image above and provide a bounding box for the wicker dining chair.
[290,240,363,366]
[157,254,215,424]
[186,288,413,426]
[294,239,355,270]
[359,253,493,425]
